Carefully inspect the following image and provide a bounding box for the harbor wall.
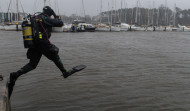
[0,75,11,111]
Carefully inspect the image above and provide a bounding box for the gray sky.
[0,0,190,16]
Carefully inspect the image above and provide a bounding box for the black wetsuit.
[9,13,66,97]
[21,13,66,74]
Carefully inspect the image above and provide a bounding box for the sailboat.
[120,23,130,31]
[95,0,111,32]
[120,0,130,31]
[95,23,111,32]
[110,0,121,32]
[132,0,146,31]
[110,23,120,32]
[4,0,22,31]
[170,4,179,31]
[0,2,5,30]
[178,24,190,32]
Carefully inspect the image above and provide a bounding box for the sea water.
[1,30,190,111]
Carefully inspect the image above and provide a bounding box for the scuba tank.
[22,20,35,48]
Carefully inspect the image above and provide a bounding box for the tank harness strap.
[35,16,50,43]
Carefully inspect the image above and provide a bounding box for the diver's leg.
[10,48,42,81]
[44,52,68,76]
[43,44,71,78]
[51,55,74,78]
[53,55,67,73]
[9,48,42,98]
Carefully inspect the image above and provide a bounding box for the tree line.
[1,5,190,26]
[62,5,190,26]
[98,5,190,26]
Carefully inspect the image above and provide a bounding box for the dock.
[0,75,11,111]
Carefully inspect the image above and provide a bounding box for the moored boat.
[95,23,110,32]
[0,25,4,30]
[85,24,96,32]
[4,22,22,31]
[178,24,190,32]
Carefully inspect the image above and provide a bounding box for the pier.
[0,75,11,111]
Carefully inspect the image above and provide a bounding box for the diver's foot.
[62,65,86,78]
[62,70,75,78]
[10,72,19,83]
[9,72,19,98]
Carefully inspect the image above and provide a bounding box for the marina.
[1,0,190,111]
[1,30,190,111]
[0,21,190,32]
[1,25,190,32]
[1,0,190,32]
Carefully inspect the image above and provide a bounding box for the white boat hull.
[52,27,63,32]
[133,27,146,31]
[0,26,4,30]
[95,24,110,32]
[110,26,120,32]
[95,27,110,32]
[4,25,22,31]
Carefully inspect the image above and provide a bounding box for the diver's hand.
[51,10,57,19]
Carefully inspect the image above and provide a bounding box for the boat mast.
[165,0,168,26]
[81,0,86,21]
[157,6,160,26]
[125,0,127,24]
[0,3,2,23]
[10,0,13,23]
[115,0,116,23]
[138,0,141,25]
[16,0,19,22]
[135,1,138,24]
[44,0,46,6]
[0,1,3,12]
[120,0,122,23]
[152,1,155,26]
[147,8,150,26]
[7,0,11,23]
[108,2,110,24]
[173,4,176,27]
[116,0,120,22]
[44,0,51,7]
[100,0,102,23]
[111,0,113,25]
[131,7,133,24]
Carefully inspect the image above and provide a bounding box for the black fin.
[72,65,86,72]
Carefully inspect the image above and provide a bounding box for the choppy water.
[1,30,190,111]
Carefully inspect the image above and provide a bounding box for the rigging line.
[56,0,60,15]
[19,0,25,14]
[0,7,2,12]
[0,0,3,12]
[33,0,38,14]
[54,0,59,15]
[53,0,60,15]
[54,0,56,14]
[12,0,16,13]
[7,0,12,14]
[46,0,51,7]
[82,0,86,20]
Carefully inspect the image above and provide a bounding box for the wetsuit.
[22,13,67,75]
[9,13,68,97]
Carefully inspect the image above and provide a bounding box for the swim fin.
[63,65,86,78]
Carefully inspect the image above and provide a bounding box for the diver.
[8,6,84,98]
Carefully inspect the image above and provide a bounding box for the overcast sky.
[0,0,190,16]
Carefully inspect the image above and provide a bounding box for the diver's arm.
[43,17,63,27]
